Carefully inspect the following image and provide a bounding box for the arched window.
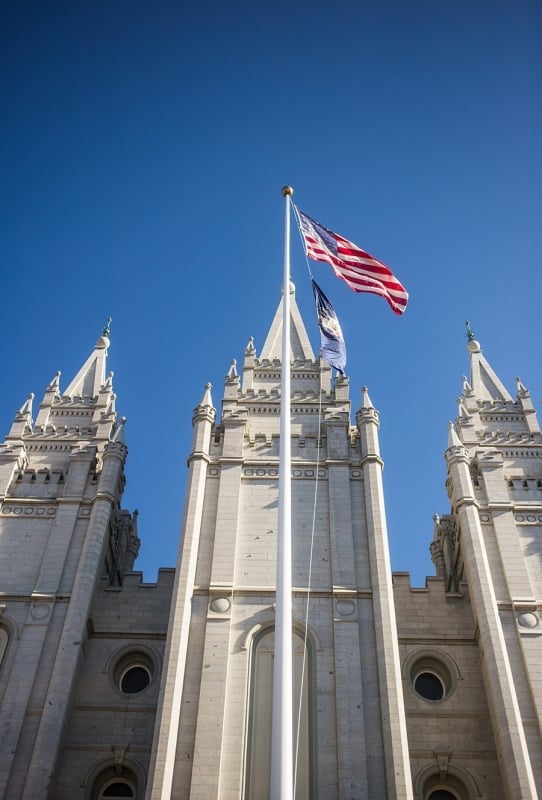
[0,627,8,669]
[427,790,459,800]
[100,780,134,799]
[244,628,314,800]
[90,767,137,800]
[421,771,471,800]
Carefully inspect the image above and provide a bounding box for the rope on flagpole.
[293,359,325,797]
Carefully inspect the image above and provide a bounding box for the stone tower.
[428,328,542,798]
[147,284,412,799]
[0,329,173,799]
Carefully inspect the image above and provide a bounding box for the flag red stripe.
[298,210,409,315]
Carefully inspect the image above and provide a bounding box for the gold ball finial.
[281,185,294,197]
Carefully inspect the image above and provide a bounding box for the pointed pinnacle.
[112,416,126,443]
[200,383,213,408]
[361,386,373,409]
[47,371,61,391]
[245,336,256,354]
[18,393,34,416]
[447,421,462,448]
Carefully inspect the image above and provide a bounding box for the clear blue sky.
[1,1,541,585]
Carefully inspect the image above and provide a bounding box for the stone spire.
[456,323,540,445]
[260,281,315,362]
[33,325,116,438]
[63,328,111,399]
[464,324,513,404]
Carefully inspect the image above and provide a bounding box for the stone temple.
[0,287,541,799]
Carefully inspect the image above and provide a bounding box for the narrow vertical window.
[244,628,313,799]
[0,627,8,669]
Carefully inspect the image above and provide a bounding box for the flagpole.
[271,185,294,800]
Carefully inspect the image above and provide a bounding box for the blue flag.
[312,279,346,374]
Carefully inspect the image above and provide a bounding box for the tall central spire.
[260,281,314,362]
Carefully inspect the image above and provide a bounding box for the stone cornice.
[359,453,384,469]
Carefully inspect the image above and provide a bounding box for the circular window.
[414,671,445,701]
[120,664,151,694]
[407,651,456,703]
[111,649,156,696]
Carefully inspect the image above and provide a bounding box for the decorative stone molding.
[242,467,327,479]
[30,602,51,621]
[514,514,542,524]
[335,598,356,617]
[1,503,57,517]
[209,597,231,614]
[517,611,539,629]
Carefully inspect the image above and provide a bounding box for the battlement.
[393,572,474,640]
[92,569,175,635]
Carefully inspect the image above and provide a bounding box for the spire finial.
[102,316,112,337]
[245,336,256,355]
[465,320,475,342]
[226,359,238,380]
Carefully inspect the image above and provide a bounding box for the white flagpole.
[271,185,294,800]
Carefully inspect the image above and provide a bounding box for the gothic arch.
[241,614,322,653]
[82,755,147,800]
[0,611,18,675]
[415,760,481,800]
[243,623,317,800]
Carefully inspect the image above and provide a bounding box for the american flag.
[296,207,408,315]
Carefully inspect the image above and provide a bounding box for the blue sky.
[1,1,541,585]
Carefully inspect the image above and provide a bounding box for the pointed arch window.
[244,627,315,800]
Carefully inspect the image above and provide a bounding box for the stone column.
[357,389,413,800]
[147,390,215,800]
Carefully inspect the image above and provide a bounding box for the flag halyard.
[296,207,408,315]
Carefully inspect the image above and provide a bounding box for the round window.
[120,664,151,694]
[414,671,445,701]
[111,649,156,696]
[407,652,456,703]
